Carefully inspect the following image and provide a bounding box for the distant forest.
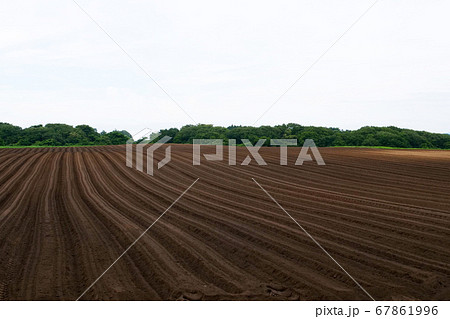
[1,122,449,149]
[0,123,131,147]
[158,124,450,149]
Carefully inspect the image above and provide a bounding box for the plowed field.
[0,145,449,300]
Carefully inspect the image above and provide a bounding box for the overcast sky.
[1,0,449,134]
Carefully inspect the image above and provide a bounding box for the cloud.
[1,0,449,133]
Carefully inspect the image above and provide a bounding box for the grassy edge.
[0,144,109,149]
[1,144,449,150]
[329,145,450,150]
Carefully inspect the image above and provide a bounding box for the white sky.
[1,0,449,134]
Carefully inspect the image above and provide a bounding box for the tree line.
[1,122,449,149]
[158,124,450,149]
[0,123,131,147]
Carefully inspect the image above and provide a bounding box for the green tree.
[103,131,129,145]
[0,123,22,145]
[75,125,99,143]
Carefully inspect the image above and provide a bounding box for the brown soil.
[0,145,449,300]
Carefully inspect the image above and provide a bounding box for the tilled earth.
[0,145,449,300]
